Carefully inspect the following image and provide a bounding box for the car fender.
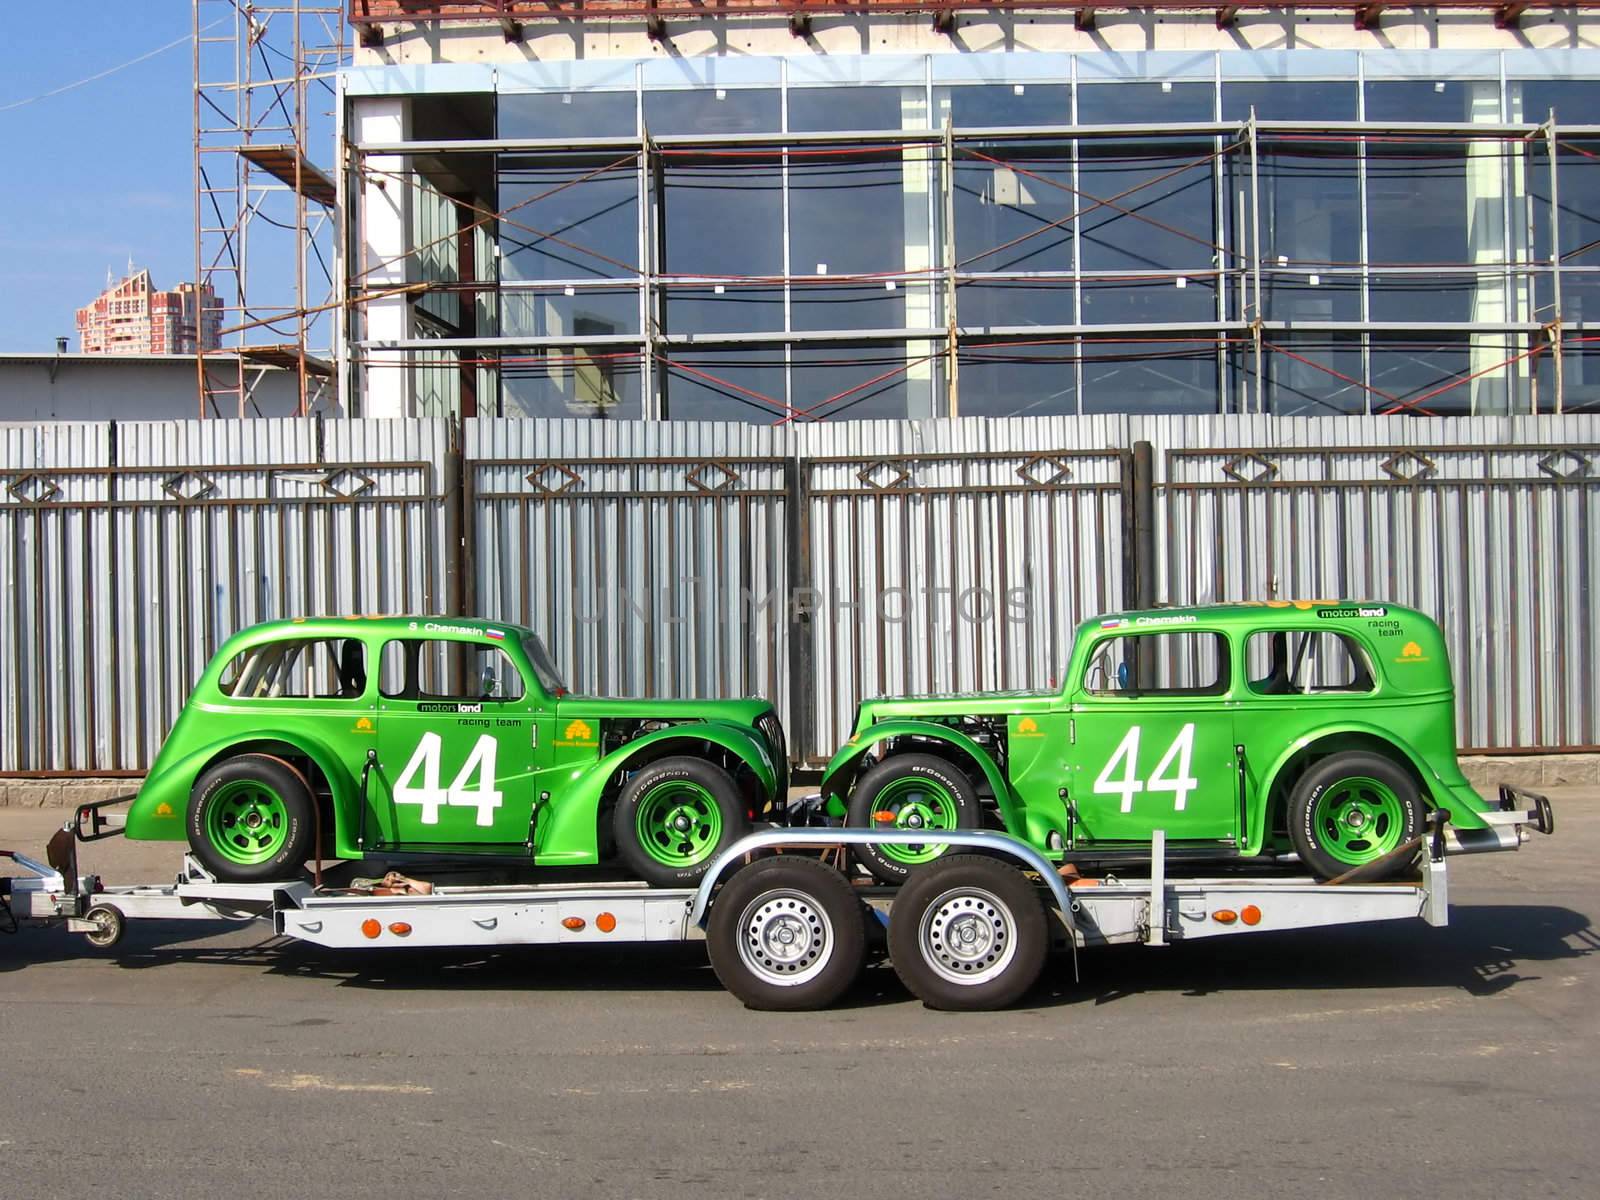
[1250,720,1478,855]
[819,720,1026,834]
[534,720,777,865]
[125,730,359,845]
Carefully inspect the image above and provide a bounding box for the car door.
[367,634,550,853]
[1068,626,1240,846]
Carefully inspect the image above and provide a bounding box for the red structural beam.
[351,0,1600,33]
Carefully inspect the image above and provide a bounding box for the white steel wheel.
[737,890,834,987]
[917,886,1019,987]
[889,855,1049,1011]
[707,857,867,1011]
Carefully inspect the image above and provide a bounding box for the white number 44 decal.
[393,732,504,827]
[1092,724,1198,814]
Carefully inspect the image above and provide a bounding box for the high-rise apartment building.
[75,270,221,355]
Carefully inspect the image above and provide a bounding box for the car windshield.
[523,635,568,695]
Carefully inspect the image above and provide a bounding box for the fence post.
[785,455,814,763]
[448,418,472,617]
[1131,440,1157,610]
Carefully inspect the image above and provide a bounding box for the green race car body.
[127,616,785,880]
[821,601,1506,876]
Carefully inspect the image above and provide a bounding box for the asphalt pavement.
[2,794,1596,1199]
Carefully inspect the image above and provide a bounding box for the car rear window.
[1083,631,1229,697]
[218,638,368,700]
[1246,630,1374,695]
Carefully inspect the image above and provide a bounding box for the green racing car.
[122,616,786,885]
[821,601,1552,882]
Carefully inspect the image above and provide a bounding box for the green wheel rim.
[204,780,291,866]
[1313,776,1407,866]
[868,776,959,865]
[635,781,724,869]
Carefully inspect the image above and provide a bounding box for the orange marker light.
[1212,909,1238,925]
[595,912,617,933]
[872,811,897,824]
[361,918,382,939]
[1240,905,1262,926]
[561,916,586,931]
[388,922,412,937]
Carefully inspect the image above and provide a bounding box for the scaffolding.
[194,0,347,417]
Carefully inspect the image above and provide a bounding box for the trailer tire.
[614,756,748,886]
[1288,752,1422,881]
[847,753,981,884]
[888,855,1048,1011]
[187,754,315,883]
[707,858,867,1011]
[82,903,126,949]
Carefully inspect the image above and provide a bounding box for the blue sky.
[0,4,196,351]
[0,3,325,353]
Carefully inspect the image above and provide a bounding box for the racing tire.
[1288,752,1424,882]
[187,754,316,883]
[846,753,981,885]
[613,756,748,887]
[887,855,1049,1011]
[706,857,868,1011]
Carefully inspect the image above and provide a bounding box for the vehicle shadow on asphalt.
[1026,903,1598,1008]
[3,903,1593,1011]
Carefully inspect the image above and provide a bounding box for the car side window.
[1083,632,1229,697]
[1246,630,1374,695]
[379,639,527,703]
[218,638,368,700]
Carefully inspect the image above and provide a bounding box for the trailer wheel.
[888,855,1048,1011]
[846,754,981,884]
[82,904,126,949]
[707,858,867,1011]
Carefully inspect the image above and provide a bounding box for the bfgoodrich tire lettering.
[1288,751,1423,881]
[706,857,867,1011]
[187,753,315,883]
[846,753,981,885]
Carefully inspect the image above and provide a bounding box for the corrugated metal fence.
[2,414,1595,772]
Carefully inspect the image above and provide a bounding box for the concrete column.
[355,96,413,418]
[1467,82,1511,415]
[901,87,936,418]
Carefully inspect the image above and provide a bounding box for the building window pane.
[1078,141,1217,273]
[1081,275,1217,324]
[789,86,914,132]
[789,149,931,331]
[498,286,639,338]
[1221,81,1358,122]
[1250,336,1367,415]
[791,341,940,420]
[644,88,781,135]
[1365,80,1500,124]
[659,350,787,421]
[498,347,644,418]
[1508,79,1600,123]
[499,91,636,138]
[1076,82,1214,124]
[1366,140,1505,272]
[952,142,1072,327]
[935,84,1071,129]
[956,342,1077,417]
[661,152,783,333]
[1367,335,1528,416]
[1081,338,1220,414]
[498,154,639,282]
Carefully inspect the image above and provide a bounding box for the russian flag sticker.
[485,628,506,640]
[1100,618,1123,629]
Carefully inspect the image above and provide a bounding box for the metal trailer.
[0,788,1553,1011]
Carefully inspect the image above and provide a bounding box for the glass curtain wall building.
[344,48,1600,419]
